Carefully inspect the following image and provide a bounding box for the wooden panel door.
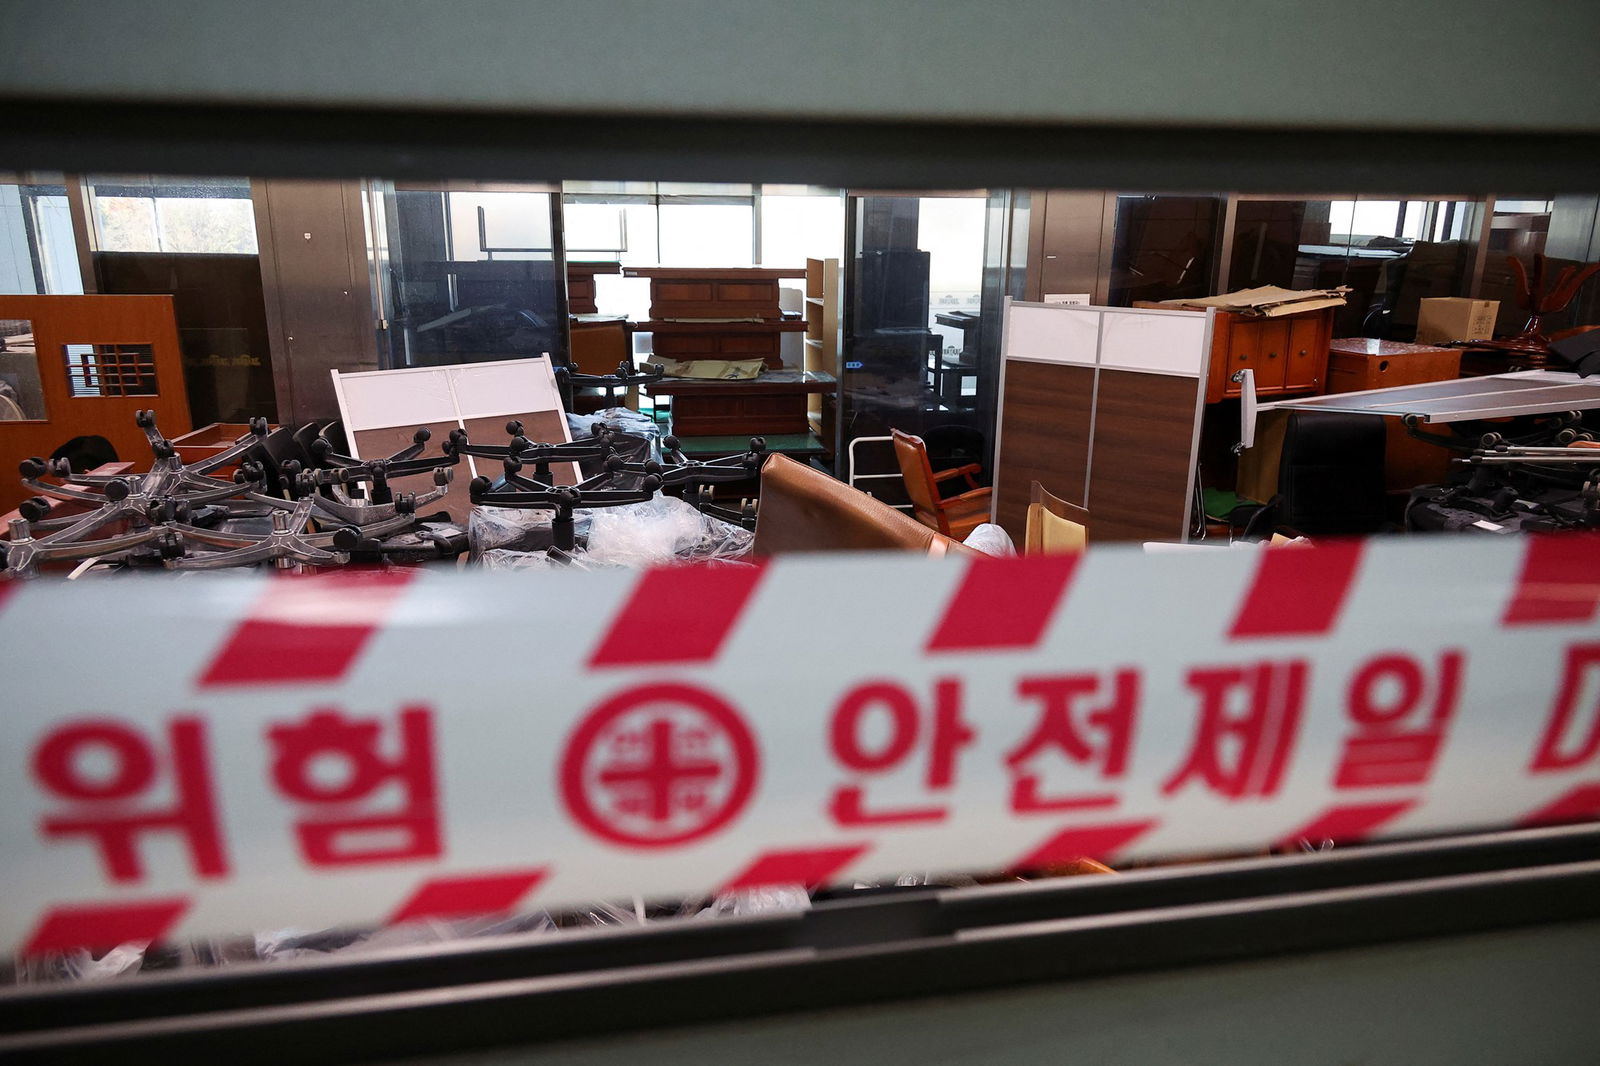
[1252,319,1291,392]
[1088,368,1202,542]
[1284,313,1328,391]
[994,359,1094,541]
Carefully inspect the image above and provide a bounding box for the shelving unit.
[804,257,841,456]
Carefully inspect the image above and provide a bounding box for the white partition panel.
[332,365,456,432]
[1098,308,1209,376]
[449,359,564,421]
[1003,304,1100,366]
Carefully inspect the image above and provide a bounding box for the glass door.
[369,181,566,370]
[840,191,999,501]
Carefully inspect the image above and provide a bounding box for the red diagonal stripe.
[589,563,766,668]
[1274,800,1415,849]
[1229,540,1364,640]
[23,898,189,956]
[1518,783,1600,828]
[0,582,17,615]
[1503,534,1600,626]
[927,555,1079,653]
[720,845,868,893]
[1012,819,1156,870]
[388,868,548,925]
[199,569,416,688]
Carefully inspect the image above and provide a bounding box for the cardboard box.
[1416,298,1499,344]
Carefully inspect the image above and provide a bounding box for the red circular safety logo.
[560,683,759,848]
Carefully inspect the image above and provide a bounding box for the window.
[63,343,159,397]
[0,318,48,419]
[88,176,258,255]
[0,174,83,295]
[761,188,845,267]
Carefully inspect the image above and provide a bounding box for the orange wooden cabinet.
[1326,337,1461,491]
[1204,306,1335,403]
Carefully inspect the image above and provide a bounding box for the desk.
[676,432,827,460]
[646,370,837,437]
[640,317,806,370]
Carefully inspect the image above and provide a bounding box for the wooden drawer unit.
[624,267,805,321]
[646,371,837,438]
[1204,306,1334,403]
[642,318,806,370]
[651,329,781,366]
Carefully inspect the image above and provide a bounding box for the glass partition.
[375,183,564,369]
[1229,196,1481,339]
[1106,194,1222,307]
[842,192,996,498]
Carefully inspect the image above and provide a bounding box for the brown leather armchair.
[752,453,974,556]
[890,428,992,539]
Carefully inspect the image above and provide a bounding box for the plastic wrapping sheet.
[479,548,624,573]
[962,522,1017,556]
[584,496,752,568]
[479,497,753,571]
[469,505,593,557]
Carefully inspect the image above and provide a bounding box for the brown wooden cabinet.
[623,266,805,321]
[1204,306,1334,403]
[1326,337,1462,490]
[565,261,620,315]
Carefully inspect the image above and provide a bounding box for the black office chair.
[1275,412,1387,535]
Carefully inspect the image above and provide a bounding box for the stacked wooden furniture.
[645,370,836,437]
[626,266,807,370]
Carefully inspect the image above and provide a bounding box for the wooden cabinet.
[1326,337,1461,490]
[1204,306,1334,403]
[623,266,805,320]
[565,261,620,315]
[1326,337,1460,393]
[627,267,810,371]
[640,319,806,369]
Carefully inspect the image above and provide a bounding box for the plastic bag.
[567,407,659,440]
[13,943,146,984]
[962,522,1017,557]
[584,496,753,568]
[469,504,593,557]
[479,547,628,573]
[694,884,811,919]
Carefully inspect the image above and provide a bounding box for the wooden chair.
[890,428,992,539]
[1024,480,1089,555]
